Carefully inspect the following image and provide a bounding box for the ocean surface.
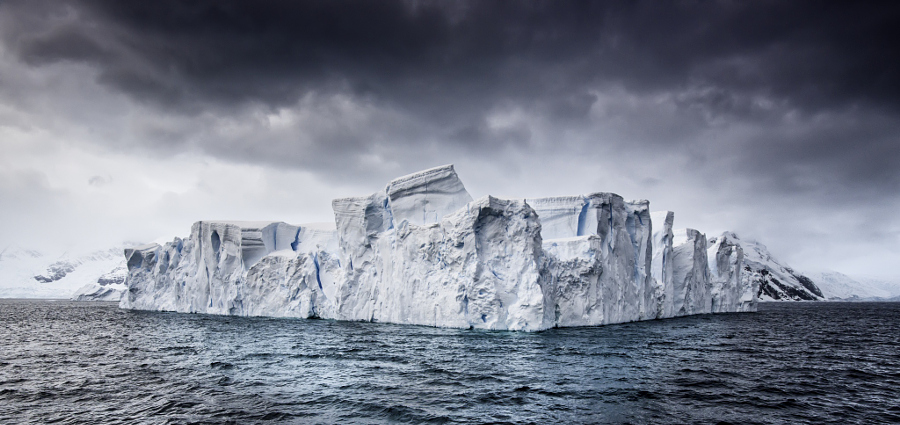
[1,300,898,424]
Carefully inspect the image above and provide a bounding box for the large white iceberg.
[121,164,756,330]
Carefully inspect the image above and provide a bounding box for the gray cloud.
[88,175,111,186]
[1,0,899,277]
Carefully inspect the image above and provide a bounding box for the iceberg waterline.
[121,164,757,330]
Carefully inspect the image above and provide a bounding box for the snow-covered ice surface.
[122,165,758,330]
[385,164,474,226]
[0,246,126,299]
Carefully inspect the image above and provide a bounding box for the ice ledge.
[386,164,473,226]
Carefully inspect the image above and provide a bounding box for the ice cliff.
[121,164,757,330]
[531,195,656,326]
[707,233,754,311]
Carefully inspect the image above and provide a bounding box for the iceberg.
[121,164,757,330]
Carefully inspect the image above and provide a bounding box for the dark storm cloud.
[8,1,899,111]
[2,0,899,190]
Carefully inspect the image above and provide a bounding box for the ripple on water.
[1,301,899,424]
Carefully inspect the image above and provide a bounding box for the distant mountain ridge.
[729,236,900,302]
[0,245,128,299]
[719,233,825,301]
[805,270,900,301]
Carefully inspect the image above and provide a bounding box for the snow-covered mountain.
[856,277,900,298]
[723,234,825,301]
[0,246,126,299]
[806,271,900,300]
[70,265,128,301]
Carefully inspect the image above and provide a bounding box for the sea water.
[1,300,898,424]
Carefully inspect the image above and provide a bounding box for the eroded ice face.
[121,164,757,331]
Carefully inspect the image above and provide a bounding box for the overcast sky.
[1,0,898,279]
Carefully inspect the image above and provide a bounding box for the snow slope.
[726,234,824,301]
[806,271,900,300]
[856,277,900,298]
[0,246,126,299]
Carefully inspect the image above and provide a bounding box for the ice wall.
[329,166,547,330]
[122,165,756,330]
[650,211,674,318]
[532,194,656,326]
[123,167,551,331]
[708,232,751,312]
[121,221,320,315]
[526,196,584,239]
[332,195,548,330]
[671,229,711,316]
[625,200,655,321]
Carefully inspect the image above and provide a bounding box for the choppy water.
[1,300,899,424]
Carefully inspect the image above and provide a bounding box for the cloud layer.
[1,0,898,277]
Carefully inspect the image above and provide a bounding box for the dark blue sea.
[1,300,898,424]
